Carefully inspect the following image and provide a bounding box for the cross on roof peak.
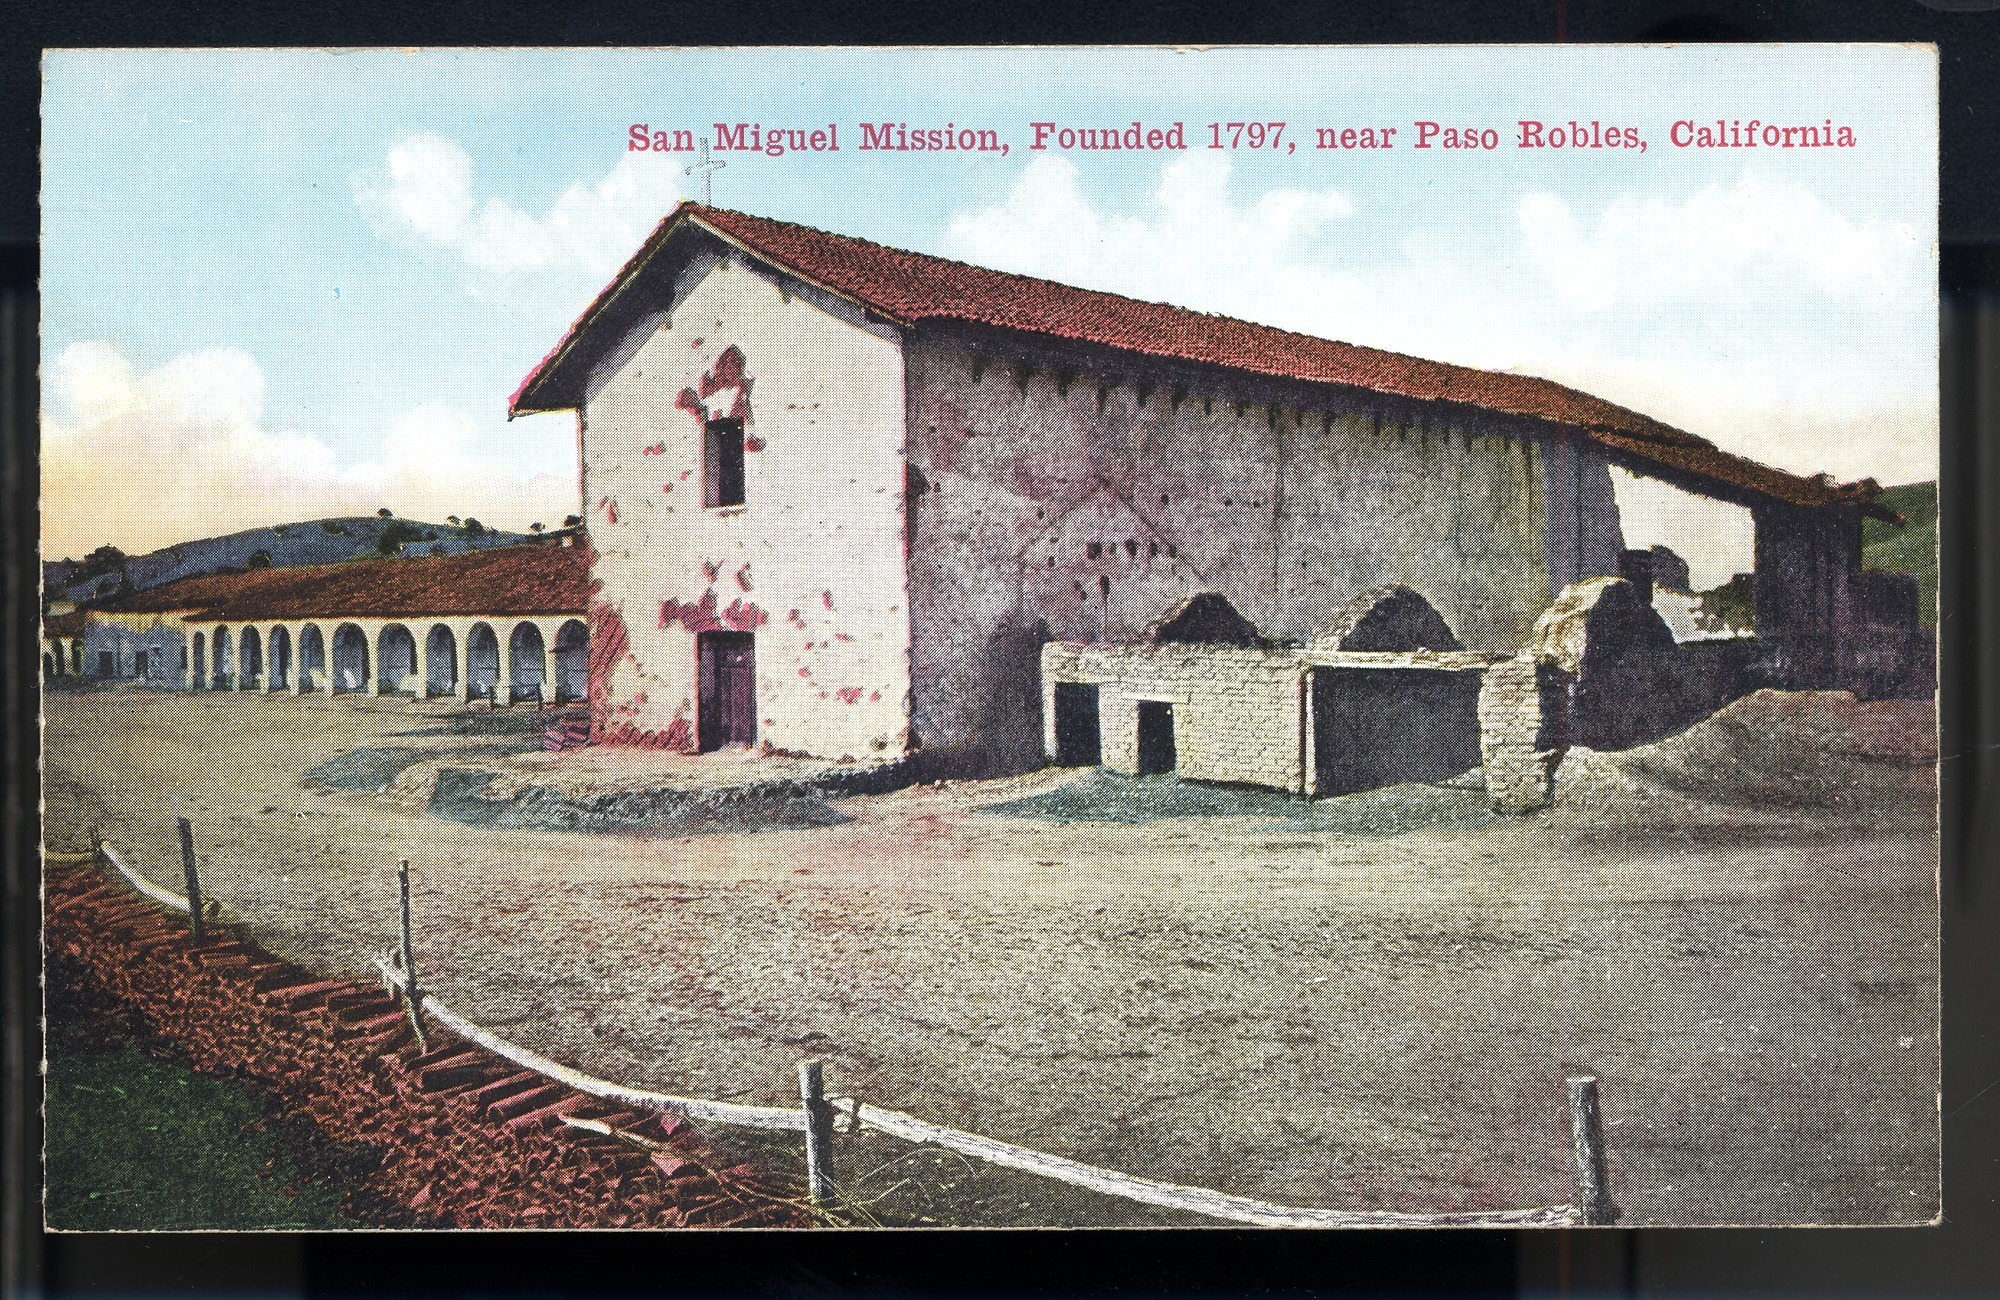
[685,137,726,206]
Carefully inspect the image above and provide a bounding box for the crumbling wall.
[1040,641,1304,791]
[1752,501,1862,689]
[582,251,912,760]
[906,335,1571,775]
[1477,654,1570,813]
[1845,569,1934,700]
[1538,430,1625,598]
[1312,584,1463,652]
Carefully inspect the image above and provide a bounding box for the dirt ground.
[42,687,1939,1226]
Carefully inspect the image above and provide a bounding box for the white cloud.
[1517,174,1921,312]
[354,133,683,279]
[943,157,1936,488]
[945,153,1362,332]
[42,341,575,558]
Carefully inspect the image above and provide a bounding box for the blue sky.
[42,46,1936,585]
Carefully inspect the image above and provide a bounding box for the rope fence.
[73,829,1616,1228]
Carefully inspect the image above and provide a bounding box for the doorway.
[697,631,757,751]
[1053,683,1101,766]
[1135,700,1176,775]
[1311,667,1482,796]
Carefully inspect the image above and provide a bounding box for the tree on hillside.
[377,507,394,518]
[76,544,128,582]
[461,518,486,537]
[529,522,545,534]
[375,520,425,556]
[246,550,273,569]
[562,514,582,529]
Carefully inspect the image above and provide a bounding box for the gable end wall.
[580,253,912,759]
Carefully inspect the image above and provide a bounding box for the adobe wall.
[1751,501,1862,690]
[580,251,912,759]
[1041,642,1305,790]
[906,333,1618,775]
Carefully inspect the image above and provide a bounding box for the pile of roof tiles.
[543,716,593,751]
[44,861,807,1229]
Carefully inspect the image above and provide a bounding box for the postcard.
[40,45,1938,1228]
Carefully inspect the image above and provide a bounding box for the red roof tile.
[511,203,1892,519]
[95,543,590,624]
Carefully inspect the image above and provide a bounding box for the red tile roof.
[511,203,1893,519]
[95,543,590,624]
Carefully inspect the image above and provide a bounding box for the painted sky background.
[42,46,1936,588]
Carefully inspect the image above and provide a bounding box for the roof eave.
[508,201,707,417]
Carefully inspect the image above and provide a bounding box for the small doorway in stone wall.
[1135,700,1176,775]
[1053,683,1102,766]
[1311,667,1482,796]
[697,631,757,752]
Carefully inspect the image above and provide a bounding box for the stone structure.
[1044,591,1503,797]
[508,203,1907,777]
[1475,655,1570,813]
[1046,578,1795,813]
[1043,640,1309,790]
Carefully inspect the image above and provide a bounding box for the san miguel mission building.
[506,201,1922,791]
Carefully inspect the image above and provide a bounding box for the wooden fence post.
[397,858,427,1053]
[175,816,205,943]
[1567,1074,1619,1225]
[797,1059,835,1208]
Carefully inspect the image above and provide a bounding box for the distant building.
[46,542,590,705]
[511,203,1904,776]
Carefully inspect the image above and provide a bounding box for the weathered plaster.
[906,334,1610,774]
[581,252,911,760]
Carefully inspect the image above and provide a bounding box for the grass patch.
[1862,481,1937,627]
[980,770,1493,836]
[43,1046,356,1230]
[425,768,851,837]
[304,740,537,791]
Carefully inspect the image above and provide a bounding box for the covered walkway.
[77,541,593,708]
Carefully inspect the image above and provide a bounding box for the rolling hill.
[45,516,536,606]
[1862,482,1937,627]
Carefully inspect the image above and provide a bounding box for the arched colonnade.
[184,615,589,705]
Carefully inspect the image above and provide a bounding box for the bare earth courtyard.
[42,688,1938,1227]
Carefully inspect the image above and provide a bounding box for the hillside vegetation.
[46,515,533,605]
[1862,482,1937,627]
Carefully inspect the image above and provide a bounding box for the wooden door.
[1136,700,1176,775]
[698,632,757,751]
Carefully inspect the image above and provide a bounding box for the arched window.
[331,624,369,694]
[376,624,418,695]
[298,625,326,692]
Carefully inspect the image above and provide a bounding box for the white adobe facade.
[512,203,1901,778]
